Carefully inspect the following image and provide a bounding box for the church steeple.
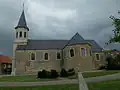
[15,5,29,31]
[12,2,29,76]
[14,3,29,43]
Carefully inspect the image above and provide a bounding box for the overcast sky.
[0,0,120,56]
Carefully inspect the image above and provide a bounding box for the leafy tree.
[106,56,115,66]
[114,54,120,65]
[106,11,120,44]
[106,54,120,70]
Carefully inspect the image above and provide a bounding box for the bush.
[106,56,115,66]
[42,69,48,78]
[37,69,59,79]
[37,71,42,78]
[106,65,120,70]
[67,68,75,76]
[60,68,68,77]
[105,55,120,70]
[37,69,48,78]
[98,65,106,70]
[47,71,51,78]
[49,69,59,78]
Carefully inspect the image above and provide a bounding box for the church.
[11,9,105,75]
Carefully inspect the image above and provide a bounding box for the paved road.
[0,73,120,86]
[85,73,120,83]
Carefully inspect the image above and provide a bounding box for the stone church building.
[11,9,105,75]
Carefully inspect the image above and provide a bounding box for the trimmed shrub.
[67,68,75,76]
[98,65,106,70]
[49,69,59,78]
[41,69,48,78]
[37,69,59,78]
[68,68,74,72]
[47,71,51,78]
[106,65,120,70]
[60,68,68,77]
[37,71,42,78]
[37,69,48,78]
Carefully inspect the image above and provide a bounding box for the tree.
[106,11,120,45]
[106,55,120,70]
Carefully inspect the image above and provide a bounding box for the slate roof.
[15,10,29,31]
[66,32,89,46]
[16,33,103,52]
[17,40,68,50]
[85,40,103,52]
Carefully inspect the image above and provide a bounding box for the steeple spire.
[15,1,29,31]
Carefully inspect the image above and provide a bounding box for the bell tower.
[11,3,29,76]
[14,9,29,45]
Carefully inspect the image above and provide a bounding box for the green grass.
[0,70,120,82]
[0,84,79,90]
[1,79,120,90]
[0,75,59,82]
[88,79,120,90]
[82,70,120,78]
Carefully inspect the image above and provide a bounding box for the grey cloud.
[0,0,120,56]
[0,0,22,55]
[27,0,120,45]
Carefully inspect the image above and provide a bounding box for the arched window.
[88,48,92,56]
[70,49,74,57]
[31,53,35,60]
[96,54,100,61]
[19,31,22,37]
[24,32,27,38]
[57,52,61,59]
[81,48,86,56]
[2,64,6,69]
[16,32,18,38]
[44,53,48,60]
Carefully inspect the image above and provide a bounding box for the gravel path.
[0,73,120,86]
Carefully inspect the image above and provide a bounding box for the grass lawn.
[0,75,60,82]
[88,79,120,90]
[0,70,120,82]
[0,84,79,90]
[0,79,120,90]
[82,70,120,78]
